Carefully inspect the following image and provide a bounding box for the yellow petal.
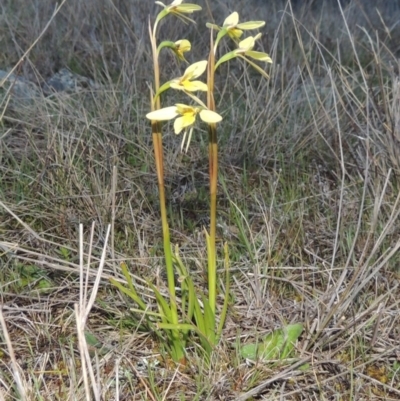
[174,117,185,134]
[174,114,195,134]
[183,60,208,79]
[227,28,243,39]
[175,39,191,52]
[175,3,202,13]
[182,80,208,92]
[245,50,273,62]
[199,109,222,123]
[173,39,191,61]
[238,36,255,51]
[237,20,265,30]
[170,82,182,90]
[146,106,178,121]
[175,103,194,114]
[157,0,201,13]
[223,12,239,27]
[181,112,196,127]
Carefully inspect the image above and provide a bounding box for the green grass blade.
[109,278,147,311]
[217,242,230,339]
[204,229,216,314]
[202,296,216,345]
[147,282,174,324]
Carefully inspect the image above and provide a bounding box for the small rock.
[41,68,99,96]
[0,69,41,107]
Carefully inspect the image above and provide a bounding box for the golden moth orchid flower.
[207,11,265,52]
[222,11,265,39]
[170,60,208,92]
[154,0,202,29]
[234,33,272,61]
[155,0,202,14]
[173,39,191,62]
[215,33,272,72]
[146,103,222,152]
[157,39,191,62]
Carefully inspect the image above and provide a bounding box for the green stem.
[207,38,217,316]
[150,23,179,335]
[151,131,176,311]
[208,129,217,315]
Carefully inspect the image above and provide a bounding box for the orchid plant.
[111,0,272,364]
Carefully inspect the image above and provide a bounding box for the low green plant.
[240,323,303,362]
[15,263,53,293]
[111,0,272,364]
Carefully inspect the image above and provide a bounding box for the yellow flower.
[153,1,201,36]
[157,39,191,62]
[214,34,272,77]
[155,0,202,14]
[170,60,208,92]
[207,12,265,51]
[234,34,272,62]
[146,103,222,151]
[155,0,202,25]
[222,12,265,39]
[174,39,191,62]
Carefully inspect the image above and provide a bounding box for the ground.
[1,0,400,400]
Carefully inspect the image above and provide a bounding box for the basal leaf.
[240,323,303,361]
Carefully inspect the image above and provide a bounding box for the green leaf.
[279,323,303,359]
[217,242,231,340]
[109,277,146,311]
[110,262,147,310]
[85,331,102,348]
[173,247,194,320]
[240,323,303,361]
[192,295,205,327]
[240,342,259,360]
[84,331,110,356]
[58,246,71,260]
[206,22,219,30]
[158,323,194,331]
[202,296,216,344]
[37,279,52,291]
[215,51,238,71]
[147,282,174,324]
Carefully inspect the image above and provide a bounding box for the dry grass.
[1,0,400,399]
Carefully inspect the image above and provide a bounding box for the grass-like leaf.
[240,323,303,361]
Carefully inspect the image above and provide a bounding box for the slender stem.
[149,22,177,323]
[151,24,161,110]
[152,129,175,302]
[208,131,218,315]
[207,37,217,315]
